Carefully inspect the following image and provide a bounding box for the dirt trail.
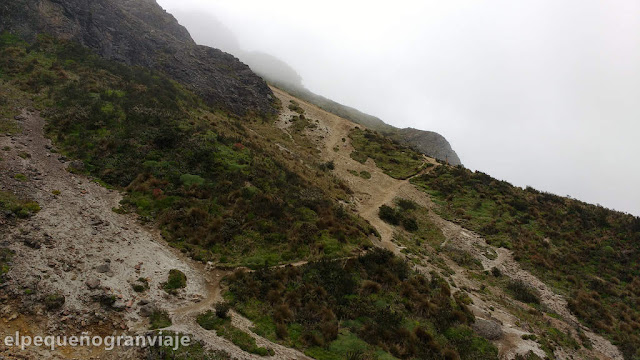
[0,95,623,360]
[0,110,306,359]
[270,86,623,360]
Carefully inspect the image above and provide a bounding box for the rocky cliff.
[0,0,275,116]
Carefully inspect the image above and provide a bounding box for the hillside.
[0,2,638,360]
[0,34,494,360]
[0,0,275,116]
[167,10,462,165]
[270,83,462,165]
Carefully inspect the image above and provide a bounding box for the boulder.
[96,264,111,273]
[472,318,503,340]
[85,278,101,290]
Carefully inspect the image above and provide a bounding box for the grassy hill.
[0,33,373,267]
[412,165,640,359]
[0,33,500,359]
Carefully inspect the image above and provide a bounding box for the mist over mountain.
[169,9,461,165]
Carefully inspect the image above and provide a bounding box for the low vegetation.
[0,33,372,268]
[412,165,640,359]
[0,190,40,218]
[0,248,14,284]
[225,248,498,360]
[442,246,483,271]
[506,280,541,305]
[131,277,150,293]
[163,269,187,294]
[149,309,172,330]
[197,310,274,356]
[348,170,372,180]
[379,204,419,232]
[349,128,425,179]
[288,100,304,115]
[146,334,230,360]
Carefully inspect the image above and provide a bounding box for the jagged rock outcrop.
[0,0,275,116]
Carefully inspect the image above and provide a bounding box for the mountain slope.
[0,0,275,116]
[0,31,632,360]
[0,34,501,360]
[167,9,462,165]
[264,86,623,360]
[272,82,462,165]
[0,2,637,360]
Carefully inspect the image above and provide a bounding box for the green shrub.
[145,334,229,359]
[397,199,417,211]
[378,205,400,225]
[401,217,419,232]
[0,248,14,284]
[348,128,425,179]
[132,278,149,293]
[196,310,273,356]
[444,247,483,270]
[507,280,541,304]
[0,190,40,218]
[491,267,502,277]
[179,174,205,187]
[319,161,335,171]
[288,100,304,114]
[149,309,172,329]
[215,302,231,319]
[226,249,495,358]
[196,310,224,330]
[163,269,187,294]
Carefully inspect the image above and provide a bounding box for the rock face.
[395,128,461,165]
[0,0,275,117]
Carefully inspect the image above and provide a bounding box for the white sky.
[158,0,640,216]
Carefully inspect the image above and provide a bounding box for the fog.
[157,0,640,216]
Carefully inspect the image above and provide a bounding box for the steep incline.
[270,86,622,360]
[0,110,308,359]
[0,0,275,116]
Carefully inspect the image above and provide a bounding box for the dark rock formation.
[395,128,461,165]
[0,0,275,116]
